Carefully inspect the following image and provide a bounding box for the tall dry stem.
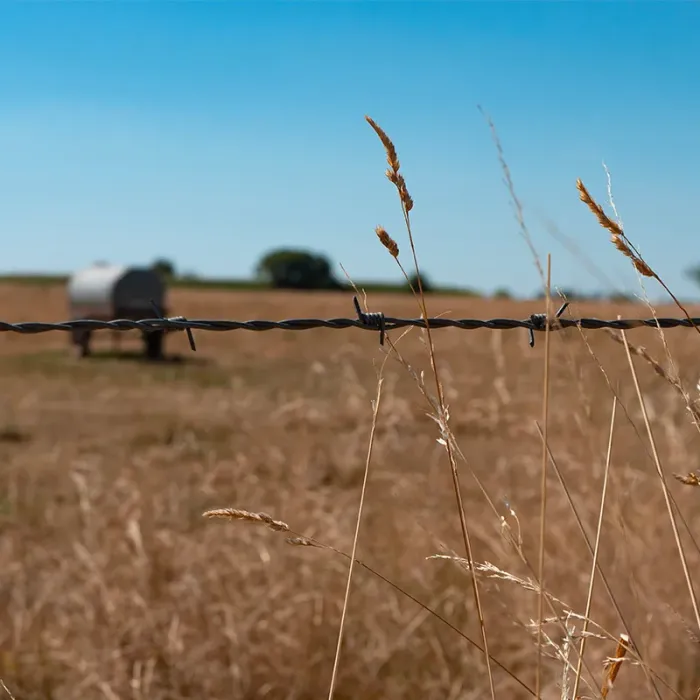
[604,329,700,429]
[386,331,603,689]
[327,374,385,700]
[572,397,617,700]
[365,114,496,700]
[479,106,545,289]
[534,422,663,700]
[0,680,16,700]
[620,327,700,634]
[535,254,553,699]
[574,323,700,564]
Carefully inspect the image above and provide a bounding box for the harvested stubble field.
[1,282,700,700]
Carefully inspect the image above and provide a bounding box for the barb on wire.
[150,299,197,352]
[528,302,570,348]
[353,296,386,345]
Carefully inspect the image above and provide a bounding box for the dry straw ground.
[2,122,700,700]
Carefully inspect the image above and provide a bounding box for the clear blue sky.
[1,1,699,299]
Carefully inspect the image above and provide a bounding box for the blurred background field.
[2,283,700,699]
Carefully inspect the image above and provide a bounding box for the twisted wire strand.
[1,315,700,334]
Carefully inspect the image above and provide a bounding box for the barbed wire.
[5,315,700,333]
[1,298,699,351]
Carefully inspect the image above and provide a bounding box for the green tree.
[405,270,434,293]
[151,258,176,279]
[492,287,512,300]
[608,291,635,303]
[687,266,700,290]
[256,249,340,290]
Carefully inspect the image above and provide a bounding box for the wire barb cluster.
[2,295,700,349]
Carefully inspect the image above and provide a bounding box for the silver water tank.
[67,263,168,359]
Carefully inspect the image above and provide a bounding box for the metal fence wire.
[2,298,700,351]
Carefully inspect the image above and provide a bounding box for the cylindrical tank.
[66,263,168,359]
[67,263,166,320]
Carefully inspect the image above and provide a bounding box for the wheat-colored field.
[1,280,699,699]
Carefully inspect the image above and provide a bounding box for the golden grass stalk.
[620,327,700,634]
[601,634,630,699]
[285,535,322,547]
[604,329,700,427]
[543,219,624,294]
[373,227,416,296]
[559,620,574,700]
[429,553,676,697]
[576,179,623,238]
[327,375,384,700]
[365,116,413,213]
[576,179,651,277]
[428,556,570,610]
[603,161,623,230]
[364,116,400,174]
[393,308,678,699]
[383,332,601,688]
[203,508,289,532]
[571,397,617,700]
[599,161,700,437]
[576,178,700,337]
[534,421,664,700]
[365,114,496,700]
[535,255,554,699]
[480,106,545,289]
[0,679,16,700]
[665,604,700,645]
[573,321,700,564]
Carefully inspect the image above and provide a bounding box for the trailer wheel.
[74,330,91,358]
[144,331,164,360]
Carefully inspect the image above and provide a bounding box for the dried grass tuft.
[203,505,534,697]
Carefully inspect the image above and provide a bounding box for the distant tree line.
[253,249,436,293]
[149,249,652,301]
[255,249,342,290]
[150,249,437,294]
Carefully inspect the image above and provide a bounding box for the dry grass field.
[1,280,700,699]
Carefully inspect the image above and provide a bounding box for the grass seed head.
[365,115,400,174]
[375,226,399,258]
[577,178,623,237]
[576,178,653,278]
[673,472,700,487]
[366,115,413,212]
[286,536,322,548]
[203,508,289,532]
